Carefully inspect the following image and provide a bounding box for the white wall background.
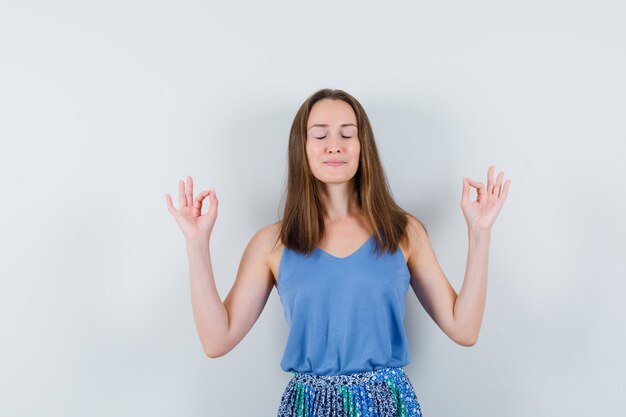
[1,0,624,416]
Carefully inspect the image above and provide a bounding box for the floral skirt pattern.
[276,366,423,417]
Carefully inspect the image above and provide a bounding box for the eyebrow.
[307,123,357,130]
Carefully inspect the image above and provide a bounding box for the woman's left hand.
[461,165,511,231]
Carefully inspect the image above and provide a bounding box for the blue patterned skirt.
[276,366,423,417]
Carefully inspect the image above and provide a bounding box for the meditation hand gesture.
[165,175,218,242]
[461,165,511,231]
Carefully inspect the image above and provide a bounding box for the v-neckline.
[315,234,374,260]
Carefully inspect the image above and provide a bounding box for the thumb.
[193,190,211,210]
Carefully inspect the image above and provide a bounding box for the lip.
[324,161,346,166]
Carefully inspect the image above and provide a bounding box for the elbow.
[204,347,225,358]
[204,350,224,359]
[205,350,221,359]
[203,332,233,358]
[457,337,477,347]
[454,332,478,347]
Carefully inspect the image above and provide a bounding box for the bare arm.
[186,226,277,358]
[452,228,491,345]
[406,166,510,346]
[406,216,490,346]
[185,236,228,357]
[405,217,462,344]
[166,175,277,358]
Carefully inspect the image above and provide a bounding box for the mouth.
[324,161,346,167]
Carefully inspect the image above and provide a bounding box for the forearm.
[185,237,229,357]
[452,227,492,345]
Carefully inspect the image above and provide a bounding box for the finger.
[186,176,193,208]
[207,189,218,216]
[467,178,486,204]
[193,190,210,210]
[487,165,495,194]
[178,180,187,208]
[461,177,470,206]
[467,178,485,194]
[501,179,511,200]
[165,193,176,212]
[495,171,504,196]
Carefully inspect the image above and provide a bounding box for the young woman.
[165,88,511,416]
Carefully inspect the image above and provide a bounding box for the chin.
[315,176,356,185]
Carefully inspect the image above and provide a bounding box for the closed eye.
[314,135,353,139]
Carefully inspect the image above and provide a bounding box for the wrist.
[185,235,211,249]
[468,225,491,237]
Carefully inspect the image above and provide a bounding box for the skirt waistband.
[290,366,407,387]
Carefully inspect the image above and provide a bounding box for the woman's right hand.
[165,175,218,242]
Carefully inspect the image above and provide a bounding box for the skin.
[165,98,511,357]
[305,99,371,255]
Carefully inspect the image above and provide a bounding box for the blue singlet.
[277,234,412,376]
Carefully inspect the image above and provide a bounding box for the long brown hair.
[278,88,426,257]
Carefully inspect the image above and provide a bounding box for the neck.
[318,181,361,223]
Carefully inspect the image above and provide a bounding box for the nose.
[325,133,342,153]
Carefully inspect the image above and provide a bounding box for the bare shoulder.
[403,213,429,263]
[249,221,283,249]
[249,221,284,286]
